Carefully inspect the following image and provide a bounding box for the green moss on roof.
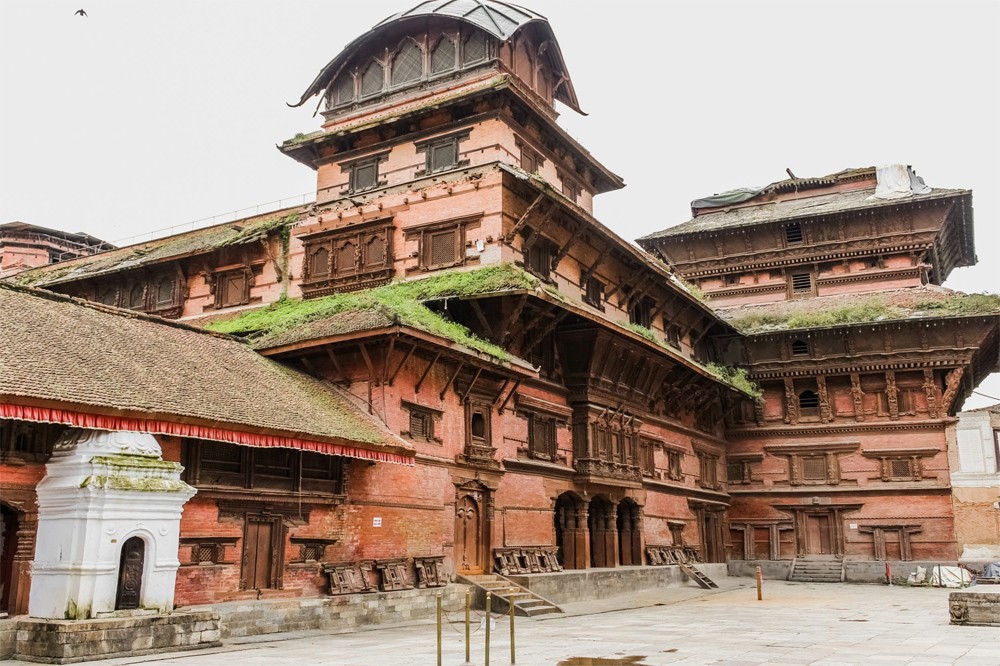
[205,264,542,360]
[706,363,762,400]
[725,291,1000,333]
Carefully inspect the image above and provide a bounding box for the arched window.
[391,41,422,86]
[330,74,354,106]
[155,275,175,308]
[790,339,809,356]
[462,31,487,65]
[364,235,385,268]
[360,60,384,97]
[471,412,486,440]
[128,283,145,310]
[798,390,819,409]
[430,36,455,74]
[336,242,357,275]
[514,41,533,86]
[309,247,330,278]
[97,285,118,306]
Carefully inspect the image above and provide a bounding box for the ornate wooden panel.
[492,547,563,575]
[375,558,413,591]
[414,556,447,588]
[322,560,375,594]
[115,537,145,610]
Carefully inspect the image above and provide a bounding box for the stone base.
[949,588,1000,627]
[506,564,728,604]
[13,611,220,664]
[729,560,960,584]
[193,584,466,640]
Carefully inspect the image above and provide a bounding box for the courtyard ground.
[17,580,996,666]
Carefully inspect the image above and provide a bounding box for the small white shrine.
[29,429,196,619]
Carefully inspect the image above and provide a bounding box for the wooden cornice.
[727,418,954,439]
[764,441,859,456]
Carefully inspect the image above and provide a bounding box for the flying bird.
[74,9,87,17]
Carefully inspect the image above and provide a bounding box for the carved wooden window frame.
[628,295,654,329]
[523,234,555,280]
[665,324,682,349]
[300,219,394,297]
[213,266,252,309]
[516,395,571,463]
[415,130,471,176]
[514,137,544,174]
[401,400,442,444]
[695,450,721,490]
[341,151,389,195]
[464,400,493,451]
[389,38,424,89]
[639,437,658,477]
[583,276,605,310]
[788,271,815,298]
[405,216,480,273]
[666,449,683,481]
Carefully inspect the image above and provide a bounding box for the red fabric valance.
[0,402,413,466]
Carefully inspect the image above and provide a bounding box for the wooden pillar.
[10,513,37,616]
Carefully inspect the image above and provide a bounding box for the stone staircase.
[456,574,563,617]
[678,561,719,589]
[789,558,844,583]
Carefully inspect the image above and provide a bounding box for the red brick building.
[3,0,999,615]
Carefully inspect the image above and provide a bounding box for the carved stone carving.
[949,601,968,624]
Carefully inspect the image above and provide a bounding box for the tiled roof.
[0,283,412,461]
[639,187,970,240]
[718,285,1000,334]
[8,206,307,287]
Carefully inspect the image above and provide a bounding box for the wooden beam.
[358,343,378,385]
[300,355,318,374]
[414,352,441,394]
[382,336,396,384]
[440,361,465,401]
[492,378,511,407]
[468,300,496,340]
[522,311,567,356]
[498,379,521,415]
[459,367,484,404]
[580,252,607,285]
[388,343,415,386]
[500,294,529,348]
[324,347,344,381]
[503,193,545,243]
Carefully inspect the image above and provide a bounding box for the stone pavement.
[15,580,997,666]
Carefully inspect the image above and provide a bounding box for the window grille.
[802,456,826,481]
[254,448,293,479]
[428,229,458,267]
[428,139,458,172]
[786,222,803,244]
[332,75,354,106]
[791,273,812,293]
[890,458,914,479]
[798,390,819,409]
[196,544,219,564]
[301,452,341,481]
[727,462,746,483]
[463,31,487,64]
[361,61,383,97]
[391,42,422,86]
[336,242,357,275]
[430,37,455,74]
[350,161,378,192]
[528,414,556,460]
[301,544,322,562]
[408,408,434,442]
[791,339,809,356]
[201,441,243,474]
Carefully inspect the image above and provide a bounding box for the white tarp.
[867,164,932,200]
[926,565,973,588]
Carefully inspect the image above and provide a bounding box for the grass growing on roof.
[205,264,542,360]
[706,363,762,400]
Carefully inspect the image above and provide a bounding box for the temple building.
[2,0,999,645]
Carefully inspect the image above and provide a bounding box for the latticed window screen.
[791,273,812,292]
[890,458,914,479]
[428,140,458,172]
[525,240,551,277]
[332,75,354,105]
[351,161,378,192]
[201,441,242,474]
[786,222,803,244]
[529,414,556,459]
[155,276,175,307]
[309,247,330,277]
[254,448,293,478]
[640,440,655,476]
[802,456,827,481]
[727,462,746,483]
[364,236,385,267]
[301,544,322,562]
[391,42,422,86]
[196,544,218,563]
[463,31,487,64]
[791,339,809,356]
[361,61,384,96]
[430,37,455,73]
[427,229,457,267]
[584,277,604,307]
[699,455,718,488]
[409,408,433,441]
[337,242,357,275]
[301,451,340,481]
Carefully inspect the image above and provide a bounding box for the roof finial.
[786,168,797,179]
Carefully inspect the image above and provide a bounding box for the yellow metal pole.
[756,565,763,601]
[485,591,492,666]
[509,594,516,665]
[465,588,471,665]
[436,592,442,666]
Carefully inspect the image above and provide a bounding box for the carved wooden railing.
[322,555,447,594]
[493,546,563,575]
[645,545,703,566]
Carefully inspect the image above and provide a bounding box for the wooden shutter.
[352,162,377,192]
[222,271,247,306]
[791,273,812,292]
[364,235,385,268]
[310,246,330,277]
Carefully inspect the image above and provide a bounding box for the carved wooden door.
[806,514,832,555]
[454,495,482,574]
[242,514,283,590]
[115,537,144,610]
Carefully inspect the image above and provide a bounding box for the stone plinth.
[949,588,1000,627]
[507,564,728,604]
[13,611,220,664]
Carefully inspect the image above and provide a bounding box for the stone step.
[455,573,563,617]
[521,604,560,616]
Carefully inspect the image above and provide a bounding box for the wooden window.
[188,440,345,495]
[416,130,469,176]
[520,145,539,173]
[360,60,384,97]
[0,419,63,461]
[196,544,220,564]
[201,441,243,475]
[527,413,557,460]
[309,246,330,278]
[430,37,455,74]
[215,268,250,308]
[462,31,487,64]
[666,450,683,481]
[698,453,719,490]
[561,179,580,203]
[798,390,819,410]
[583,276,604,309]
[791,339,809,356]
[154,275,175,309]
[666,324,681,349]
[331,74,354,106]
[253,448,294,483]
[629,296,653,328]
[127,282,145,310]
[801,456,827,482]
[350,160,378,193]
[785,222,803,244]
[336,241,357,275]
[363,235,385,268]
[524,237,554,279]
[408,407,434,442]
[790,272,813,294]
[724,274,740,286]
[889,458,914,479]
[640,439,656,477]
[727,460,753,485]
[391,41,422,86]
[426,228,459,268]
[301,451,342,482]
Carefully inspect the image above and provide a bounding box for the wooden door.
[753,527,771,560]
[454,495,482,574]
[115,537,144,610]
[243,515,282,590]
[1,507,18,613]
[806,514,832,555]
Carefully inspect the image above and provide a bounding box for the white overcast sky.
[2,0,998,408]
